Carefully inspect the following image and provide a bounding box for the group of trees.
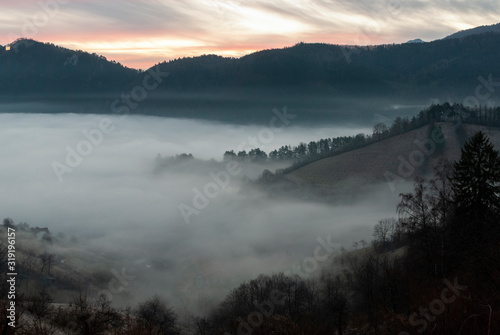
[191,254,412,335]
[393,131,500,333]
[396,131,500,281]
[425,102,500,127]
[192,272,350,334]
[0,290,179,335]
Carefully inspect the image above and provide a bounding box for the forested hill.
[1,29,500,103]
[0,39,138,95]
[444,22,500,40]
[149,31,500,99]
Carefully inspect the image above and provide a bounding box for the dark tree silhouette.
[223,150,237,161]
[373,122,388,141]
[237,150,248,161]
[320,274,348,335]
[248,148,268,162]
[372,218,397,251]
[451,131,500,246]
[135,296,179,335]
[450,131,500,284]
[397,170,454,278]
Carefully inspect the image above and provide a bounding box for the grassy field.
[285,122,500,192]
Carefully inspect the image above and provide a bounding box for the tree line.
[223,103,500,176]
[222,104,439,173]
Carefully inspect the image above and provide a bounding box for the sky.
[1,0,499,69]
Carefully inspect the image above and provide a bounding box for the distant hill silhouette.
[406,38,425,43]
[1,27,500,123]
[0,39,138,95]
[149,33,500,98]
[444,22,500,40]
[3,32,500,99]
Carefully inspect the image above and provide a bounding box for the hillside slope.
[283,122,500,193]
[146,32,500,99]
[0,39,138,95]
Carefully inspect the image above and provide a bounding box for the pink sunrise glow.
[0,0,499,69]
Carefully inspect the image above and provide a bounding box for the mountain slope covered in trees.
[149,32,500,100]
[0,39,138,95]
[2,28,500,105]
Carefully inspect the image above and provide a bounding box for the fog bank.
[0,111,405,314]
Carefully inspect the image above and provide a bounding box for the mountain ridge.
[3,31,500,99]
[2,25,500,124]
[444,22,500,40]
[0,39,139,94]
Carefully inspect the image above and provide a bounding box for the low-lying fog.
[0,111,408,316]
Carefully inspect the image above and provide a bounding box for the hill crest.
[444,22,500,40]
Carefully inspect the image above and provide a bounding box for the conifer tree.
[452,131,500,231]
[451,131,500,263]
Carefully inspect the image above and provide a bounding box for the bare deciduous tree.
[135,295,179,335]
[40,253,55,275]
[372,218,397,251]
